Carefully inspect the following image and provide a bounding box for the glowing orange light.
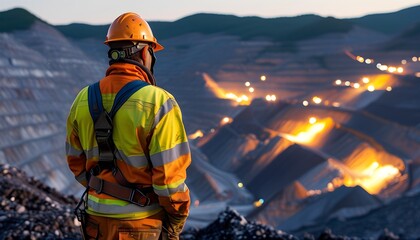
[332,102,340,107]
[356,56,364,63]
[285,122,326,144]
[312,96,322,104]
[222,117,231,124]
[362,77,369,84]
[254,199,264,207]
[188,130,204,140]
[342,162,400,194]
[386,86,392,92]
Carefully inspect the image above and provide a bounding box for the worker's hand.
[160,230,169,240]
[161,225,179,240]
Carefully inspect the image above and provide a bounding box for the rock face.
[0,164,81,239]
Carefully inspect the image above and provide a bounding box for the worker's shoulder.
[141,85,176,101]
[73,86,89,102]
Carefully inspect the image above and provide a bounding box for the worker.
[66,12,191,240]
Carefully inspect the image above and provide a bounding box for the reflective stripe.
[76,171,87,184]
[150,141,190,167]
[85,147,99,159]
[153,180,188,197]
[116,150,149,168]
[87,195,161,216]
[66,142,84,156]
[85,147,149,168]
[152,98,174,130]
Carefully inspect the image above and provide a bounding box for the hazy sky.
[2,0,420,25]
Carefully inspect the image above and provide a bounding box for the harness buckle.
[95,178,104,194]
[129,189,150,207]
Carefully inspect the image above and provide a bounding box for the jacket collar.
[106,62,152,84]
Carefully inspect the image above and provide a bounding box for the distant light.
[401,60,407,65]
[260,75,267,81]
[312,96,322,104]
[344,81,351,86]
[271,95,277,101]
[327,182,334,192]
[388,67,397,73]
[335,79,342,85]
[412,57,418,62]
[210,128,215,133]
[245,81,251,87]
[397,67,404,73]
[386,86,392,92]
[222,117,231,124]
[379,65,388,71]
[332,102,340,107]
[309,117,317,124]
[265,94,277,102]
[302,100,309,106]
[249,87,255,93]
[188,130,204,140]
[254,198,264,207]
[376,63,382,68]
[365,59,372,64]
[368,85,375,92]
[416,72,420,78]
[237,182,244,188]
[194,200,200,207]
[353,83,360,89]
[362,77,370,84]
[356,56,364,63]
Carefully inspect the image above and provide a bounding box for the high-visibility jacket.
[66,62,191,233]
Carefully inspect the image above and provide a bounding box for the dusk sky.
[1,0,420,25]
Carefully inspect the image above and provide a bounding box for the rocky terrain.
[0,164,80,239]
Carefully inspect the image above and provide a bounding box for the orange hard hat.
[105,12,164,51]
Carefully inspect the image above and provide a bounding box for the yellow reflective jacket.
[66,62,191,231]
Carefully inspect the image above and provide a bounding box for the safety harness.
[86,80,158,207]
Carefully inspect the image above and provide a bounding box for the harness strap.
[88,175,158,207]
[87,80,157,206]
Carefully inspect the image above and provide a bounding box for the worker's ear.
[141,45,152,70]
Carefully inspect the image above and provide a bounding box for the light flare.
[284,122,326,144]
[312,96,322,104]
[342,162,401,194]
[221,117,232,125]
[188,130,204,140]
